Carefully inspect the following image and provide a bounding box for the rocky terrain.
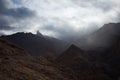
[57,45,113,80]
[57,23,120,80]
[0,39,77,80]
[0,23,120,80]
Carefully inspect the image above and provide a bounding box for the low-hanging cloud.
[0,0,120,41]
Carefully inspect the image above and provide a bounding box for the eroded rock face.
[0,39,77,80]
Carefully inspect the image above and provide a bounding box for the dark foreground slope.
[1,32,69,56]
[0,39,77,80]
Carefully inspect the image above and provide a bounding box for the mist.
[0,0,120,42]
[75,23,120,50]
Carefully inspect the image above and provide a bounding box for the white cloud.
[0,0,120,41]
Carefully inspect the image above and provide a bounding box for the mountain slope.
[57,44,112,80]
[1,32,69,56]
[73,23,120,79]
[0,38,77,80]
[100,40,120,79]
[75,23,120,50]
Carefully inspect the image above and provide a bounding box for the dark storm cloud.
[0,26,13,30]
[1,7,35,19]
[0,0,9,11]
[0,0,35,32]
[0,17,9,26]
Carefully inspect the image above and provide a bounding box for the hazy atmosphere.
[0,0,120,40]
[0,0,120,80]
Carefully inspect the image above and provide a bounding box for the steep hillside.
[1,32,69,56]
[74,23,120,79]
[57,45,112,80]
[100,40,120,79]
[0,39,77,80]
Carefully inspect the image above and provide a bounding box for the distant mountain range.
[0,32,70,56]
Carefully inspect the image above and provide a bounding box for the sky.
[0,0,120,41]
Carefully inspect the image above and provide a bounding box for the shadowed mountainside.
[57,23,120,80]
[0,38,77,80]
[75,23,120,79]
[0,22,120,80]
[1,32,69,56]
[57,44,113,80]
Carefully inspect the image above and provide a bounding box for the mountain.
[0,38,78,80]
[0,32,69,56]
[57,44,85,65]
[72,23,120,79]
[100,40,120,79]
[75,23,120,50]
[57,44,113,80]
[36,30,44,37]
[1,23,120,80]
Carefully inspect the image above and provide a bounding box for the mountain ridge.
[0,32,70,56]
[75,23,120,50]
[57,44,113,80]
